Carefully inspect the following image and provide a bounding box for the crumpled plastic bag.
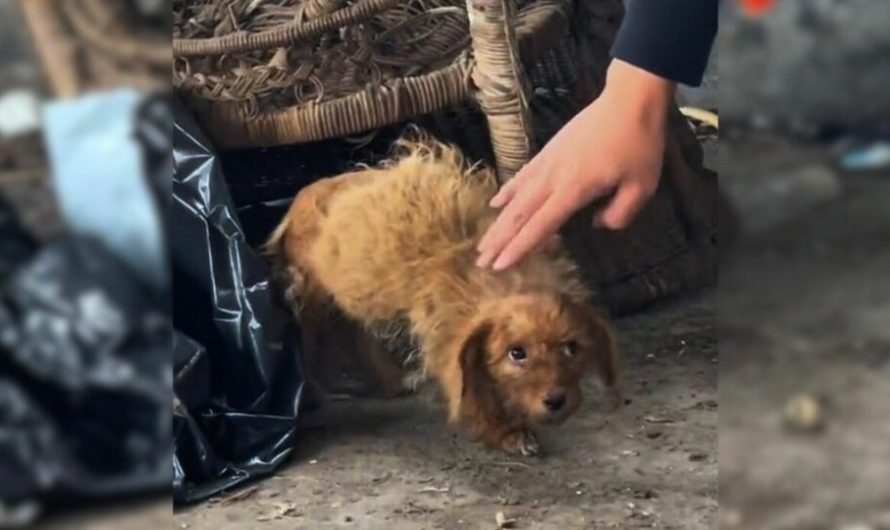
[172,99,304,504]
[0,92,174,524]
[0,235,172,515]
[0,193,35,278]
[0,93,305,515]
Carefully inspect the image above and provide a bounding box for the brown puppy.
[267,139,619,455]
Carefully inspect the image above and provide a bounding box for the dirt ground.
[173,289,717,530]
[718,136,890,529]
[6,2,888,527]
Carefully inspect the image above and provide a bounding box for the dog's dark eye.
[507,346,527,363]
[561,340,578,358]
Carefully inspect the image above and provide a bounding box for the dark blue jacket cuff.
[611,0,718,87]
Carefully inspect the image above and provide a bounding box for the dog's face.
[459,294,617,425]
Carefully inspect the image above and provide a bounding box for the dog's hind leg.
[292,276,335,406]
[352,325,408,398]
[295,281,407,399]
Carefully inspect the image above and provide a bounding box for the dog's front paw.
[500,429,540,457]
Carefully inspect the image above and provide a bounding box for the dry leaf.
[256,502,298,522]
[222,485,258,505]
[495,511,516,528]
[418,486,450,493]
[268,48,289,70]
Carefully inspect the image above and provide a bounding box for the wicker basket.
[173,0,577,179]
[171,0,718,315]
[17,0,168,97]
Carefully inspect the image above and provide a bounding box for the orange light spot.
[739,0,776,17]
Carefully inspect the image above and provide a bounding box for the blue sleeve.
[611,0,718,87]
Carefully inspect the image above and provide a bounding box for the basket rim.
[176,0,569,148]
[173,0,402,57]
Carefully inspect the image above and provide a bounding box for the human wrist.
[601,59,674,129]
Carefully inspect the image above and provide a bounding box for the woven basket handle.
[173,0,400,57]
[467,0,535,183]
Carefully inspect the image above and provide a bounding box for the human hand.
[476,59,674,271]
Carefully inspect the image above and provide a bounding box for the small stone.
[309,459,318,464]
[344,515,353,523]
[784,394,825,432]
[721,508,743,527]
[689,452,708,462]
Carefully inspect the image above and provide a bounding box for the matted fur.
[267,137,619,455]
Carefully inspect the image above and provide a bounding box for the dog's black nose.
[543,392,567,412]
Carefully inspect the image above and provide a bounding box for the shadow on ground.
[174,290,717,529]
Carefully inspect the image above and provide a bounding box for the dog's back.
[269,139,591,329]
[269,142,498,322]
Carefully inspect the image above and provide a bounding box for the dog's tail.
[263,201,311,318]
[264,214,288,259]
[263,197,300,260]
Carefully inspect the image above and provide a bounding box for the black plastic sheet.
[0,94,176,523]
[172,100,304,504]
[0,235,172,506]
[0,194,34,278]
[135,95,174,240]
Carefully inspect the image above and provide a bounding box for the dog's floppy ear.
[455,320,503,426]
